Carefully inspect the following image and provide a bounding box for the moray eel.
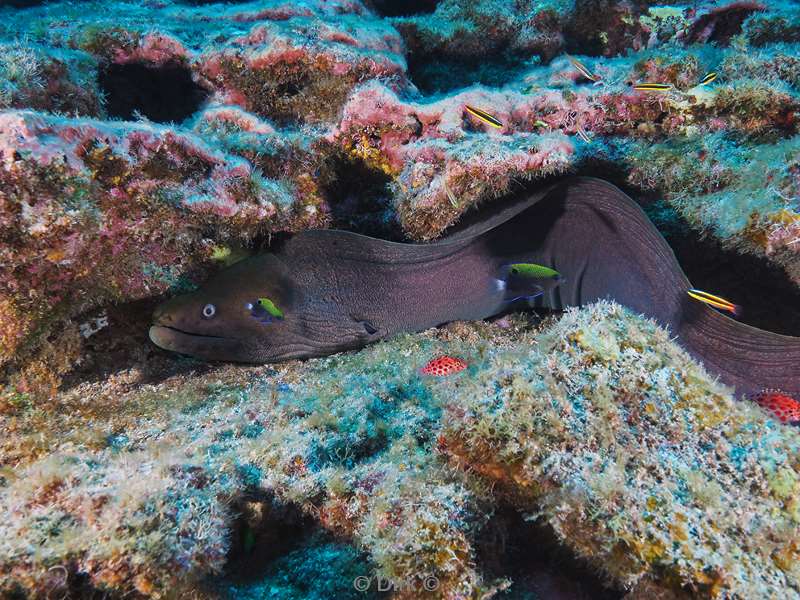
[150,177,800,398]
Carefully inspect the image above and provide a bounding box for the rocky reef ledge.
[2,0,800,597]
[2,302,799,598]
[2,0,800,392]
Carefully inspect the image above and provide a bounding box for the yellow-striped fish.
[687,288,741,316]
[699,72,717,86]
[465,105,503,129]
[566,54,598,82]
[633,82,673,92]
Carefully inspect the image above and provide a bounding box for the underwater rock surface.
[3,303,799,599]
[1,0,800,598]
[1,0,800,389]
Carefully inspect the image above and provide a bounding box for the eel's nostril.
[152,306,169,324]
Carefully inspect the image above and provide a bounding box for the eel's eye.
[202,303,216,319]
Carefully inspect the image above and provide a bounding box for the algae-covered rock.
[2,0,800,596]
[2,0,800,393]
[441,301,800,598]
[2,303,798,598]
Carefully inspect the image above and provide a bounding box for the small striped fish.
[465,104,503,129]
[687,288,741,316]
[633,82,673,92]
[576,124,592,143]
[566,54,598,82]
[699,72,717,86]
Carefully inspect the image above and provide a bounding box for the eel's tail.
[511,177,800,399]
[676,303,800,399]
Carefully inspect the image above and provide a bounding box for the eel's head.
[149,254,309,362]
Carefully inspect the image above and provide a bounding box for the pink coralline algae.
[331,82,579,238]
[1,0,799,395]
[0,110,327,392]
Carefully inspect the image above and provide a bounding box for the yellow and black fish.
[687,288,741,316]
[699,72,717,86]
[465,105,503,129]
[633,82,673,92]
[575,124,592,143]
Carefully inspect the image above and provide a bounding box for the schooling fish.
[464,105,503,129]
[566,54,598,82]
[633,83,673,92]
[687,289,741,317]
[150,177,800,399]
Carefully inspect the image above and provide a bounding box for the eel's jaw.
[149,325,247,362]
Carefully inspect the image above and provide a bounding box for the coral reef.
[3,0,800,393]
[440,301,800,598]
[3,0,800,596]
[5,303,799,599]
[0,109,327,393]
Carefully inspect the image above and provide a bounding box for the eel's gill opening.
[99,62,209,123]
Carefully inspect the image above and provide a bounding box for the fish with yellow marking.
[443,179,458,207]
[687,288,741,316]
[633,82,673,92]
[211,244,251,267]
[499,262,562,303]
[464,105,503,129]
[699,72,717,86]
[246,297,285,323]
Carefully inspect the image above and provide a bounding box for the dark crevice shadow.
[209,494,385,599]
[320,152,407,241]
[222,495,318,581]
[99,62,209,123]
[407,49,533,95]
[643,199,800,337]
[476,506,623,600]
[368,0,439,17]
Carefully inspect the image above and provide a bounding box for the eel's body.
[150,177,800,398]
